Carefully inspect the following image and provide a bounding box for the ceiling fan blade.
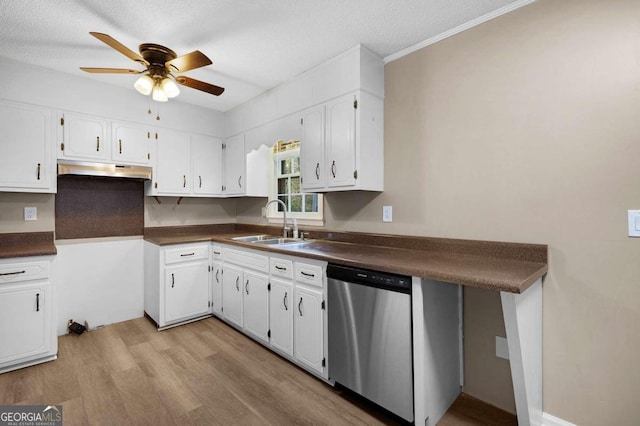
[166,50,212,72]
[80,67,142,74]
[175,76,225,96]
[89,32,148,65]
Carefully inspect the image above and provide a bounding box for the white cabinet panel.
[164,262,210,324]
[154,129,191,194]
[222,263,243,328]
[212,262,223,316]
[58,112,109,161]
[300,105,325,191]
[326,95,356,188]
[192,134,223,195]
[112,122,151,165]
[243,270,269,343]
[0,100,53,192]
[270,278,293,356]
[294,285,324,374]
[223,134,245,195]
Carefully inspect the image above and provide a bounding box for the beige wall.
[144,196,237,227]
[328,0,640,423]
[0,192,55,233]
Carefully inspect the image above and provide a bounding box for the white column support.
[501,278,543,426]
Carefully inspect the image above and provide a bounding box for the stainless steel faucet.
[264,199,289,237]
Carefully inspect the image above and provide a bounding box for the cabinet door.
[59,112,109,161]
[154,129,191,194]
[222,264,243,327]
[212,262,223,316]
[192,135,223,195]
[0,282,51,365]
[325,95,357,188]
[300,105,326,191]
[112,122,151,165]
[294,285,324,373]
[223,134,245,195]
[0,101,52,191]
[164,262,210,324]
[270,278,293,356]
[243,270,269,343]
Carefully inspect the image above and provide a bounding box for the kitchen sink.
[252,237,303,245]
[231,234,273,242]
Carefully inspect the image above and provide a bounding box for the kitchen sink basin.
[252,237,303,245]
[231,234,273,242]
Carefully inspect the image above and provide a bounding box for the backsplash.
[55,175,144,239]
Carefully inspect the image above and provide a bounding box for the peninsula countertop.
[144,224,547,294]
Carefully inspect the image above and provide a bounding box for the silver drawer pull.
[36,293,40,312]
[275,265,287,271]
[180,253,195,257]
[300,271,315,278]
[298,297,303,316]
[283,292,288,310]
[0,270,26,277]
[213,251,221,255]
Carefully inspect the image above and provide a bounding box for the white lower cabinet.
[243,270,269,343]
[269,277,293,356]
[221,263,244,328]
[219,245,327,379]
[211,261,223,316]
[0,257,57,373]
[144,242,211,329]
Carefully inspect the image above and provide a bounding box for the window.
[267,140,323,223]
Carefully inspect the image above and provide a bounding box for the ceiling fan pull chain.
[156,103,161,121]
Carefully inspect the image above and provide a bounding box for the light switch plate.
[628,210,640,237]
[382,205,392,222]
[24,207,37,221]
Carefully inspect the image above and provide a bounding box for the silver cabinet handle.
[245,279,249,295]
[171,273,175,288]
[119,139,122,154]
[300,271,315,278]
[213,251,221,255]
[275,265,287,271]
[0,270,26,276]
[315,163,320,179]
[331,160,336,178]
[36,163,41,180]
[298,297,303,316]
[199,175,202,188]
[96,136,100,151]
[238,175,242,188]
[215,269,219,283]
[235,276,240,291]
[283,292,288,311]
[183,175,186,188]
[180,252,195,257]
[36,293,40,312]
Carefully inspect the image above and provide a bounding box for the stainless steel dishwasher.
[327,263,414,422]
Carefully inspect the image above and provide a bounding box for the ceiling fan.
[80,32,224,102]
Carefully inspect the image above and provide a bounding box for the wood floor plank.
[0,316,516,425]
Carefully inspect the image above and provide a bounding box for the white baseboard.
[543,412,577,426]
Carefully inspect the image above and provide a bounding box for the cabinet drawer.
[212,245,223,260]
[223,248,269,272]
[0,261,49,284]
[295,262,323,288]
[270,257,293,280]
[164,244,209,265]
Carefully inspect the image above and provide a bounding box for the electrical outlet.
[24,207,37,221]
[382,205,392,222]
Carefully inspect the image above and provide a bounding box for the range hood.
[57,160,152,180]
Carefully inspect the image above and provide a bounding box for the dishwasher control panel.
[327,264,411,293]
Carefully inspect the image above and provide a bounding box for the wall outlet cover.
[24,206,37,221]
[628,210,640,237]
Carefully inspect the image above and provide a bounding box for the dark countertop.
[0,232,57,259]
[144,224,547,294]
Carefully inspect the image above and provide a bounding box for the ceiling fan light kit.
[80,32,224,103]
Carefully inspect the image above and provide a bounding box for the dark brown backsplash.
[55,175,144,239]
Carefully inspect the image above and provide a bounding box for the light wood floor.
[0,316,516,425]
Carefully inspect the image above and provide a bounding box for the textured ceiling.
[0,0,527,112]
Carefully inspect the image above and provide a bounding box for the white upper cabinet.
[0,100,54,193]
[222,134,245,196]
[152,129,192,195]
[58,112,109,161]
[192,134,223,196]
[300,105,326,191]
[300,91,383,192]
[112,122,151,165]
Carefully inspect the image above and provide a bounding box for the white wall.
[54,238,144,335]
